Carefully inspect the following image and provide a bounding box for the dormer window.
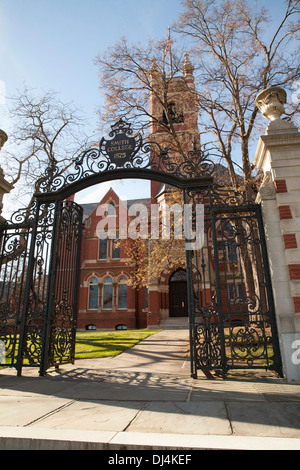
[107,202,115,216]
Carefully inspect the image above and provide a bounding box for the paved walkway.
[1,328,300,450]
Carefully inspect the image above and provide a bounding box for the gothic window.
[88,277,99,310]
[218,241,237,262]
[170,269,187,282]
[103,276,113,310]
[228,283,245,302]
[228,284,235,302]
[112,238,120,259]
[117,276,128,309]
[99,238,108,260]
[162,102,184,125]
[107,202,115,216]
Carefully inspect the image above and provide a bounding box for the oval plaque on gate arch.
[104,132,137,167]
[100,118,142,168]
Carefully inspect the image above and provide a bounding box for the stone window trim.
[117,275,128,310]
[88,276,99,311]
[103,276,114,310]
[98,237,121,261]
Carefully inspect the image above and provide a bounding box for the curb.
[1,427,300,450]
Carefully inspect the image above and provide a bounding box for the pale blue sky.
[0,0,184,207]
[0,0,295,210]
[0,0,183,126]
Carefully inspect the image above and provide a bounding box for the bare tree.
[174,0,300,195]
[95,1,300,196]
[1,87,91,209]
[95,37,195,160]
[94,1,300,302]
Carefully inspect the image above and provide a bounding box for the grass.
[0,329,159,367]
[74,329,159,360]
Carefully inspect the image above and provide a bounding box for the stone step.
[160,317,189,329]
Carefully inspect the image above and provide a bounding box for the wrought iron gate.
[0,199,82,376]
[185,185,283,378]
[0,118,282,377]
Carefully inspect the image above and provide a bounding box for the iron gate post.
[16,209,39,376]
[210,199,228,378]
[70,208,83,363]
[184,189,198,378]
[39,199,61,376]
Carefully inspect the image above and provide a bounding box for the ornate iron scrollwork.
[0,118,282,379]
[35,118,216,194]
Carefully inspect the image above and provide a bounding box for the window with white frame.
[228,283,245,302]
[99,238,108,260]
[112,238,120,259]
[117,276,128,309]
[107,202,115,216]
[88,277,99,309]
[103,276,113,309]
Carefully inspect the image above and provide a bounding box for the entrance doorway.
[169,270,188,317]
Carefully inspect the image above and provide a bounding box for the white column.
[254,87,300,382]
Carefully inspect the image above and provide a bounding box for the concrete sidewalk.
[0,328,300,450]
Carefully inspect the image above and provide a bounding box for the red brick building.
[76,54,243,331]
[77,188,150,330]
[77,184,197,330]
[77,54,200,331]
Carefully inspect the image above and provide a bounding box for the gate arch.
[0,119,282,378]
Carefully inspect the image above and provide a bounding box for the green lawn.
[74,329,159,360]
[0,329,159,367]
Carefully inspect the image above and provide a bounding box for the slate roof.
[80,198,151,220]
[79,163,243,220]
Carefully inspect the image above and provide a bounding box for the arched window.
[103,276,113,309]
[88,277,99,310]
[107,202,115,216]
[117,276,128,309]
[170,269,187,282]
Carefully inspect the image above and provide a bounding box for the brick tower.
[149,53,200,202]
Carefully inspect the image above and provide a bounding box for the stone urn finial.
[0,129,8,150]
[255,86,287,121]
[182,52,194,76]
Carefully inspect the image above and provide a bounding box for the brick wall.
[271,135,300,326]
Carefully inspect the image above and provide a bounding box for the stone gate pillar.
[0,130,14,222]
[254,87,300,382]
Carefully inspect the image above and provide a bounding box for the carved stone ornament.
[0,130,8,150]
[182,52,194,76]
[256,171,276,202]
[255,86,287,121]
